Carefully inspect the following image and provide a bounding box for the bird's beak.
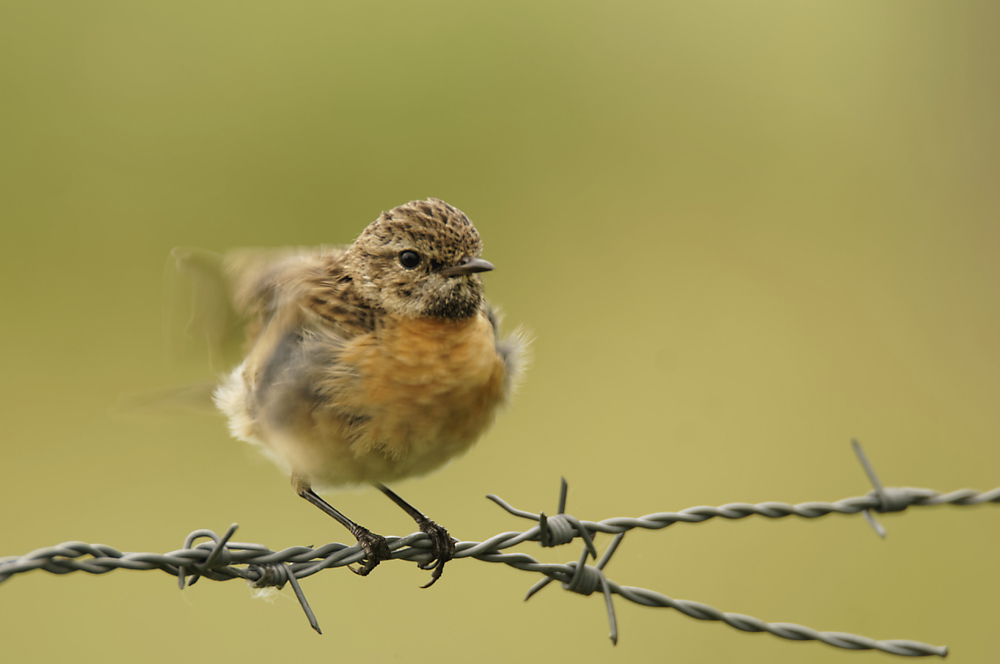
[439,256,495,278]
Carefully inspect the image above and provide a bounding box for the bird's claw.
[348,527,392,576]
[417,518,456,588]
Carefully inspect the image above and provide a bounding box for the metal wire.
[2,444,995,657]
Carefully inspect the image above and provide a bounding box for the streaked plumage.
[206,198,525,585]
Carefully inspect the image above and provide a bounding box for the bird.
[205,198,525,587]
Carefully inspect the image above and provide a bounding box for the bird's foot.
[416,518,456,588]
[348,527,392,577]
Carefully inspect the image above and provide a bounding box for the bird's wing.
[167,245,348,372]
[165,246,247,373]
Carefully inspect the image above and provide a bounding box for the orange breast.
[335,312,507,479]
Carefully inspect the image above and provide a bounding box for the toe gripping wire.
[487,477,622,645]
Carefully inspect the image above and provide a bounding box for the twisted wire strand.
[485,487,1000,540]
[2,483,992,656]
[606,581,947,657]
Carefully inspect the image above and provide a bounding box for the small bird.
[209,198,525,586]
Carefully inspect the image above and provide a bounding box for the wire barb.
[246,562,321,634]
[179,523,238,588]
[487,476,598,557]
[853,438,890,537]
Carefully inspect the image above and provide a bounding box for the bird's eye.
[398,250,421,269]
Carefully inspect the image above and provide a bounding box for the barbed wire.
[2,441,996,657]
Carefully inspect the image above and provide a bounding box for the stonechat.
[208,198,525,586]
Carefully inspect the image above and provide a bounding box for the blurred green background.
[1,1,998,662]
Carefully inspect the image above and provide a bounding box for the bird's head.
[344,198,494,320]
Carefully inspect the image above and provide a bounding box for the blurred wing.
[167,245,323,370]
[164,247,246,373]
[111,381,219,416]
[118,246,313,417]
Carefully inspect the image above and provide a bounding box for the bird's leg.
[376,483,456,588]
[295,481,392,577]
